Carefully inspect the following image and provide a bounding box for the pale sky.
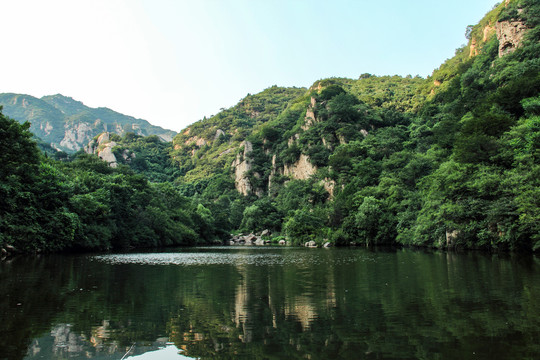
[1,0,499,132]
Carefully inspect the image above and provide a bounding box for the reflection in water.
[127,345,192,359]
[0,248,539,359]
[27,326,190,360]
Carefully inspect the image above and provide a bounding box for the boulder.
[278,239,286,245]
[5,244,18,253]
[261,229,270,237]
[323,242,332,248]
[305,241,317,248]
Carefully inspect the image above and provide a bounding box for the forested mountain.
[0,93,176,152]
[1,0,538,254]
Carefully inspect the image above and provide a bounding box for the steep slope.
[0,93,177,152]
[1,0,537,254]
[170,86,306,185]
[170,76,426,196]
[166,0,539,250]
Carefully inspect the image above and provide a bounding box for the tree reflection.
[1,249,539,360]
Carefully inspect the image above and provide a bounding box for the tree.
[465,25,474,40]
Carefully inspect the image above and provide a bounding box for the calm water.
[1,247,539,360]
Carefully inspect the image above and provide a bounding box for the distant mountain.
[0,93,177,152]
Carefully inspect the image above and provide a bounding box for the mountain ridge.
[0,93,177,152]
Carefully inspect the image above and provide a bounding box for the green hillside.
[1,0,539,254]
[0,93,177,152]
[166,0,539,250]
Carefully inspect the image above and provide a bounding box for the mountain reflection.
[0,248,538,359]
[28,324,187,359]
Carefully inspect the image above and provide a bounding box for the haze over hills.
[0,93,177,152]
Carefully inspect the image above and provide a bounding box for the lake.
[1,246,539,359]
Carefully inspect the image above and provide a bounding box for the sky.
[1,0,500,132]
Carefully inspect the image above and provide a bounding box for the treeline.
[165,0,539,251]
[0,112,223,253]
[1,0,538,253]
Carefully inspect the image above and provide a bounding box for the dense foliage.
[1,0,538,253]
[167,0,539,251]
[0,111,216,252]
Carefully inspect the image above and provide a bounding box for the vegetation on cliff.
[0,0,538,253]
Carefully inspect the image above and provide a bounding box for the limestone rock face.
[445,229,460,247]
[158,133,174,142]
[321,178,336,199]
[85,132,118,167]
[184,136,208,147]
[483,24,495,42]
[302,97,318,130]
[214,129,225,140]
[0,93,177,152]
[40,121,54,136]
[283,154,317,180]
[268,154,278,191]
[232,141,254,196]
[496,18,528,57]
[469,24,496,58]
[97,144,118,168]
[60,122,94,151]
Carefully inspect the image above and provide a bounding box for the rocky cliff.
[496,16,529,57]
[231,141,254,196]
[84,132,119,167]
[0,93,176,152]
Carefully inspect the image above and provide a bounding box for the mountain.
[164,0,539,249]
[1,0,539,254]
[0,93,177,152]
[167,76,427,197]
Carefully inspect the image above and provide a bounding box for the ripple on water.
[91,248,374,267]
[93,252,286,266]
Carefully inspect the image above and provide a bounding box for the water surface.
[1,247,539,359]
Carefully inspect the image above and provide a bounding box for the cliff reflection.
[0,248,538,359]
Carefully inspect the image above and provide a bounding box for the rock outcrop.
[229,233,270,246]
[214,129,225,140]
[0,93,176,152]
[321,178,336,199]
[231,141,254,196]
[302,97,318,130]
[60,122,95,151]
[496,17,528,57]
[469,24,496,57]
[184,135,208,147]
[85,132,118,167]
[445,229,460,247]
[283,154,317,180]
